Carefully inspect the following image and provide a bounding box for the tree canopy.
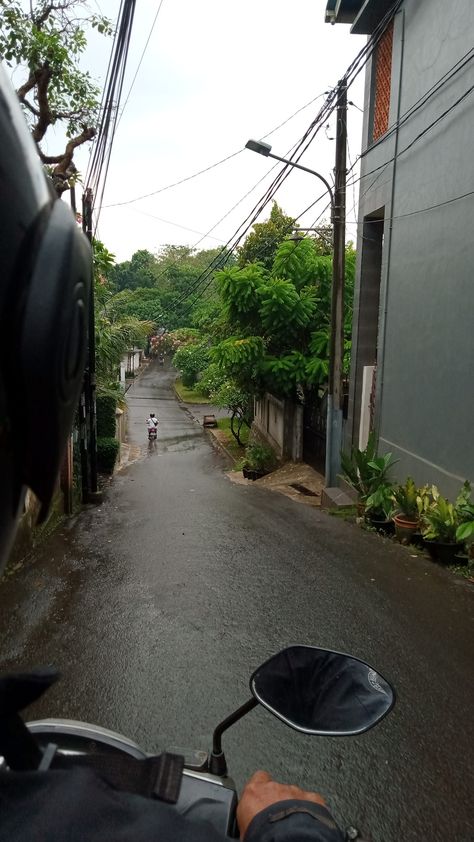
[237,202,296,270]
[212,236,355,399]
[0,0,112,194]
[92,240,153,390]
[109,244,233,329]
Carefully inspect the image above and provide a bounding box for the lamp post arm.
[266,151,334,213]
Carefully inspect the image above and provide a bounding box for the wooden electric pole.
[326,79,347,487]
[82,188,99,498]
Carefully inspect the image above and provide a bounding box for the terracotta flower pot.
[393,513,419,543]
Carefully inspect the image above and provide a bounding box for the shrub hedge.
[97,437,119,474]
[96,394,117,438]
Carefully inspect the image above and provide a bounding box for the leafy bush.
[181,370,196,387]
[97,437,119,474]
[212,380,253,445]
[364,483,395,519]
[392,477,424,519]
[96,394,117,438]
[341,432,397,501]
[244,442,276,472]
[421,481,474,544]
[197,363,227,397]
[172,342,210,388]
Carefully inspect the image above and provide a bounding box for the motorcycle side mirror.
[250,645,394,736]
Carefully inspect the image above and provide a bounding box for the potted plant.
[242,442,276,481]
[392,477,424,543]
[341,431,397,515]
[421,481,474,565]
[364,483,395,534]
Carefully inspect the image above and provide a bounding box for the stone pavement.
[225,456,325,507]
[175,397,327,508]
[117,441,141,471]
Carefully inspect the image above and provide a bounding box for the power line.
[104,91,330,209]
[160,1,406,320]
[128,206,225,242]
[262,91,328,139]
[351,187,474,226]
[344,46,474,203]
[103,149,243,207]
[179,0,462,318]
[116,0,165,128]
[86,0,137,225]
[346,80,474,190]
[358,46,474,163]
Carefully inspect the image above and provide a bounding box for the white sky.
[73,1,366,261]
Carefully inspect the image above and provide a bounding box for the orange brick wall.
[372,20,393,141]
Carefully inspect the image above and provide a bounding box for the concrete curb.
[206,427,239,466]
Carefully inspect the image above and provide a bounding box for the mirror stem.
[210,697,258,776]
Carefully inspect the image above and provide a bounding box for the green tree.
[172,341,210,388]
[109,245,233,329]
[211,381,252,446]
[0,1,112,194]
[111,250,159,291]
[110,288,163,325]
[237,202,296,270]
[157,245,230,329]
[92,241,153,388]
[212,236,355,399]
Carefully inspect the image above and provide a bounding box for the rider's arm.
[237,772,344,842]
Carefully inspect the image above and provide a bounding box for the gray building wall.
[348,0,474,497]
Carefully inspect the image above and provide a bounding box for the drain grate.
[289,483,319,497]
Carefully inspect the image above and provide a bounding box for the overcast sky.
[74,1,366,262]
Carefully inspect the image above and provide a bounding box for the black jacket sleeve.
[245,799,345,842]
[1,770,345,842]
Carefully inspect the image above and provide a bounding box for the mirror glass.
[250,646,394,736]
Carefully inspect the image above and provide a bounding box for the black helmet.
[0,63,91,572]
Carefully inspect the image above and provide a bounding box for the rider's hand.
[237,770,327,839]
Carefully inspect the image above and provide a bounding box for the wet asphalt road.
[1,360,473,841]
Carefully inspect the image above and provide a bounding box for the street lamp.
[245,140,334,220]
[245,89,347,490]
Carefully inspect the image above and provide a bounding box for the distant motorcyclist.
[146,412,158,430]
[0,61,344,841]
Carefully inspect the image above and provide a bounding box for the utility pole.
[82,188,99,498]
[326,79,347,487]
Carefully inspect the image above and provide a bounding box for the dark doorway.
[303,386,327,473]
[351,211,384,445]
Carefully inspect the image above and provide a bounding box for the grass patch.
[216,417,250,466]
[217,417,250,446]
[328,506,357,520]
[174,378,210,404]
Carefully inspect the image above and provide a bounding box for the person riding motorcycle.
[0,63,345,841]
[147,412,158,428]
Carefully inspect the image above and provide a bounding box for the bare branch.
[51,124,95,179]
[17,71,39,102]
[38,122,95,195]
[21,98,41,117]
[31,64,53,143]
[37,149,64,164]
[34,2,78,29]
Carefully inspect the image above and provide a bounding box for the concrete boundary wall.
[254,393,303,462]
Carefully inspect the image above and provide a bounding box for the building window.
[371,20,393,142]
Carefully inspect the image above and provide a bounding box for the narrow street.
[0,360,473,841]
